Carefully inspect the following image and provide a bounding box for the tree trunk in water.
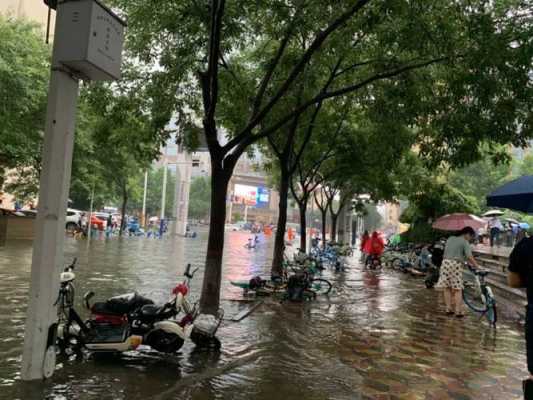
[272,169,289,277]
[119,185,127,236]
[321,209,327,249]
[299,201,307,252]
[337,204,346,244]
[330,213,338,242]
[199,167,230,315]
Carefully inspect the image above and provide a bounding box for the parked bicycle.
[462,264,497,326]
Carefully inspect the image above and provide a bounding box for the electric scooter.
[56,261,223,355]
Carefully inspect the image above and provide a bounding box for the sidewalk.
[474,243,512,259]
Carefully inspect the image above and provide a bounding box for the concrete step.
[476,256,508,268]
[475,253,508,263]
[484,276,527,303]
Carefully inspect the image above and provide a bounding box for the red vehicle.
[90,215,105,230]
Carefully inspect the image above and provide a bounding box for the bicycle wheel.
[463,281,487,313]
[391,258,402,270]
[486,303,497,326]
[309,278,332,295]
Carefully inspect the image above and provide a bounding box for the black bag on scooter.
[249,276,265,290]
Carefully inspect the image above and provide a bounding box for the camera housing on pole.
[53,0,125,81]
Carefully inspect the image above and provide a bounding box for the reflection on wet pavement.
[0,230,527,399]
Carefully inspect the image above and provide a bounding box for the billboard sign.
[233,184,270,208]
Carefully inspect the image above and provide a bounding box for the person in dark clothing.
[508,236,533,399]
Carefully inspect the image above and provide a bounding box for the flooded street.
[0,231,528,399]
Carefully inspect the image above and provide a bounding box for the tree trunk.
[272,168,289,277]
[330,212,338,242]
[321,208,327,249]
[298,200,307,252]
[337,203,346,243]
[119,184,128,236]
[200,165,231,315]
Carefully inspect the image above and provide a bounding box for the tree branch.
[250,14,297,119]
[257,56,449,142]
[224,0,372,152]
[205,0,225,127]
[218,50,243,89]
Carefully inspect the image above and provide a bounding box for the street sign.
[54,0,126,80]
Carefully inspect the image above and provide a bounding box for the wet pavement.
[0,230,528,399]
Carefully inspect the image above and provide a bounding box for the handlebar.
[466,263,488,276]
[65,257,77,271]
[184,264,199,279]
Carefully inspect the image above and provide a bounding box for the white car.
[66,208,83,231]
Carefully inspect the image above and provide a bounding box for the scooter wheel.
[146,330,184,353]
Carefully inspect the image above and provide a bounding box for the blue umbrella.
[520,222,530,230]
[487,176,533,213]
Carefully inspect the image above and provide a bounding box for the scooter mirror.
[184,263,192,279]
[65,257,77,271]
[84,291,95,309]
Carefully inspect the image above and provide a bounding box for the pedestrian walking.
[435,227,480,317]
[508,236,533,399]
[360,230,370,263]
[106,214,114,238]
[488,215,503,247]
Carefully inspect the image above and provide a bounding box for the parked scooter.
[56,260,223,356]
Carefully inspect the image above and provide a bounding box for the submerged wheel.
[66,222,78,232]
[309,278,332,295]
[391,258,403,270]
[462,283,487,313]
[486,304,497,326]
[146,330,184,353]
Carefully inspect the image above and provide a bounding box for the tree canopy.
[0,16,49,192]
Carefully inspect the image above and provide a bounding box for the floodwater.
[0,230,529,399]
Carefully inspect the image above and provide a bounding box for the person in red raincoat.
[365,231,385,257]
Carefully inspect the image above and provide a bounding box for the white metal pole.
[160,162,168,220]
[244,204,248,223]
[86,183,95,246]
[308,191,314,253]
[21,43,80,380]
[142,169,148,226]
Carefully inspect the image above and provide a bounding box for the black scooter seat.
[92,302,124,315]
[92,292,154,315]
[140,304,163,318]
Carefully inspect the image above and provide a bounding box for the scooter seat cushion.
[93,292,154,315]
[92,301,123,315]
[140,304,163,318]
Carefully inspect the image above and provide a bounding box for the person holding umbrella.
[434,225,480,317]
[486,214,504,247]
[487,176,533,399]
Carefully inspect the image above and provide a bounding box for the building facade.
[1,0,55,38]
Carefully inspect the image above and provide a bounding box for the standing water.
[0,230,529,399]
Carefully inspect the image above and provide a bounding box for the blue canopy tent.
[486,176,533,213]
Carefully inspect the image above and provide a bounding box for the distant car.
[89,214,105,230]
[93,212,111,227]
[225,223,240,232]
[66,208,83,231]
